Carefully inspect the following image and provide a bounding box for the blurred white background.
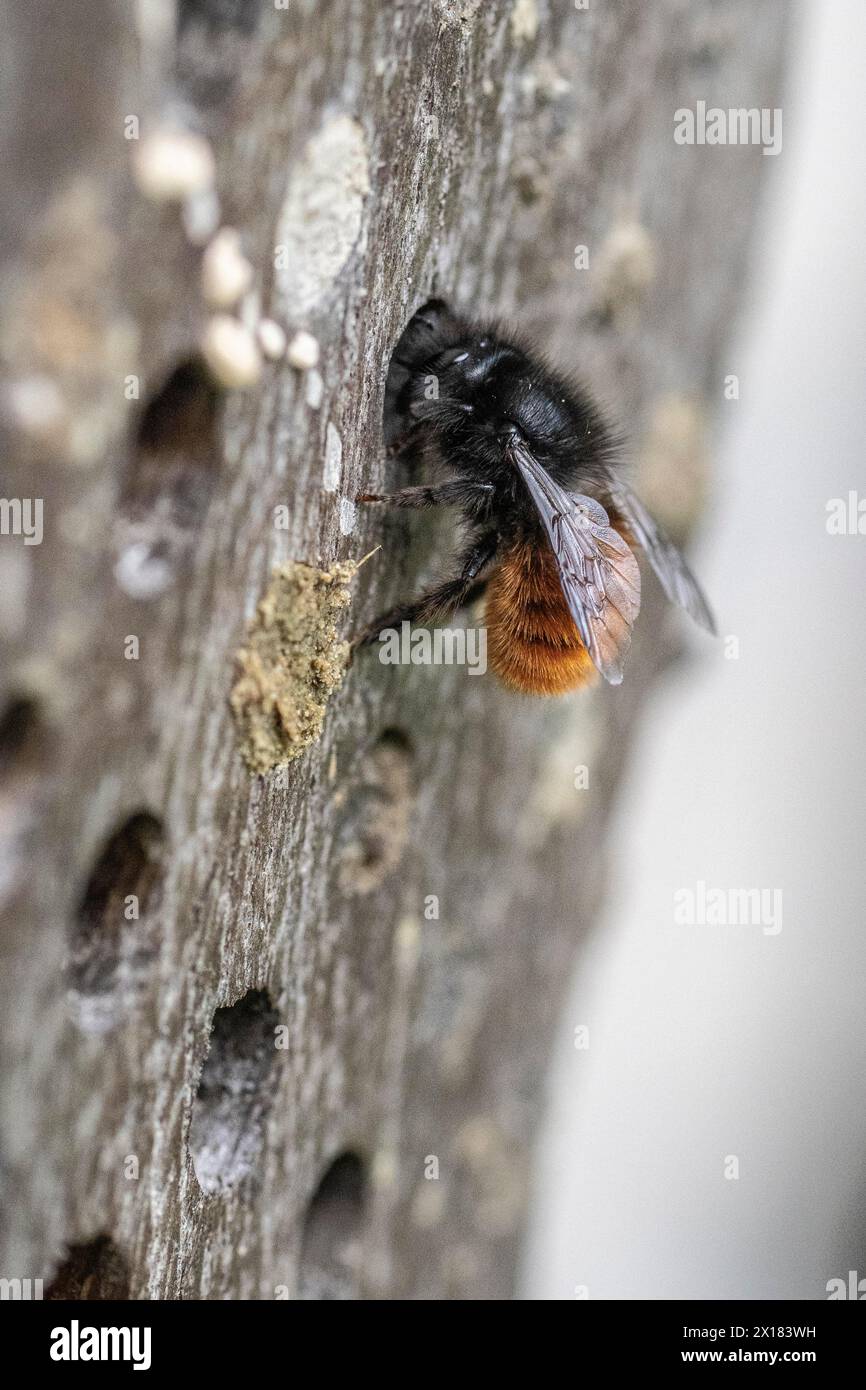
[525,0,866,1300]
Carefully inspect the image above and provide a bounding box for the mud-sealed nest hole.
[231,560,360,773]
[298,1152,367,1300]
[336,729,414,896]
[67,812,165,1034]
[190,988,281,1194]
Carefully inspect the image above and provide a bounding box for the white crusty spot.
[339,497,356,536]
[274,116,370,317]
[323,422,342,492]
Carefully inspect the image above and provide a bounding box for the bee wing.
[606,481,716,634]
[509,437,641,685]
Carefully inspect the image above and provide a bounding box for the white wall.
[525,0,866,1300]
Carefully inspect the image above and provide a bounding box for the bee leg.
[384,416,426,459]
[356,481,493,509]
[352,531,498,649]
[383,415,423,460]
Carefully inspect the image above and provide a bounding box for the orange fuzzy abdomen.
[484,541,598,695]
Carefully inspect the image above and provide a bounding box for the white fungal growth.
[305,369,324,410]
[5,376,66,435]
[287,330,320,371]
[510,0,539,45]
[200,316,262,389]
[201,228,254,308]
[257,319,287,360]
[132,128,215,202]
[274,116,370,317]
[115,541,173,599]
[323,422,342,492]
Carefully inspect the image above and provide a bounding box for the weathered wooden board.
[0,0,786,1299]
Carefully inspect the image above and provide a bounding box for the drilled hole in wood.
[67,812,164,1034]
[0,693,53,909]
[0,694,45,781]
[337,729,414,896]
[116,358,221,599]
[190,988,280,1194]
[45,1236,130,1300]
[178,0,262,36]
[177,0,263,112]
[298,1153,367,1301]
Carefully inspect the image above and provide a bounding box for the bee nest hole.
[336,730,414,896]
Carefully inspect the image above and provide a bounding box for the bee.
[354,298,714,692]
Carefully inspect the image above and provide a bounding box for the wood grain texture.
[0,0,787,1298]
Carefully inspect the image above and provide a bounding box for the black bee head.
[428,340,574,463]
[384,299,617,488]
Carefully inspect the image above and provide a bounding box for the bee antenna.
[354,545,382,571]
